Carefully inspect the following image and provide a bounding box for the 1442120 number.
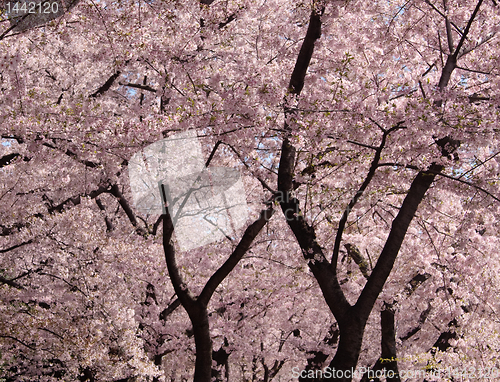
[5,1,59,15]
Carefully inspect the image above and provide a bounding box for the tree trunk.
[326,313,365,381]
[191,306,213,382]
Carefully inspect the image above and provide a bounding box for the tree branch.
[222,142,276,193]
[344,243,370,280]
[354,163,443,322]
[0,275,24,289]
[159,298,181,321]
[162,205,196,308]
[0,335,36,350]
[198,207,274,306]
[443,0,454,54]
[119,82,157,93]
[346,140,378,150]
[278,141,350,319]
[422,0,464,38]
[288,9,324,94]
[109,184,147,235]
[431,170,500,203]
[47,184,110,214]
[27,138,101,169]
[0,239,33,254]
[0,153,23,168]
[332,125,404,269]
[400,302,432,341]
[89,71,122,98]
[453,0,484,59]
[152,215,163,236]
[95,198,113,232]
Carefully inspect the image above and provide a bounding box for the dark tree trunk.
[379,306,400,382]
[360,306,401,382]
[327,314,365,382]
[191,306,213,382]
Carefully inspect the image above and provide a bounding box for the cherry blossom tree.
[1,0,500,381]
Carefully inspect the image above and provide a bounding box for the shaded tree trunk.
[360,305,400,382]
[191,306,213,382]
